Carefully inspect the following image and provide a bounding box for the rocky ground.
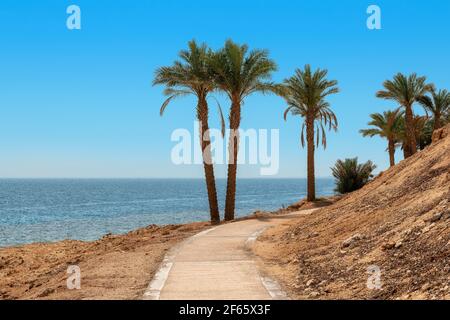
[0,222,209,300]
[254,124,450,300]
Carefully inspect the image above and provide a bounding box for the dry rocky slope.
[254,124,450,300]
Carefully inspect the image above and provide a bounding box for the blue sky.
[0,0,449,178]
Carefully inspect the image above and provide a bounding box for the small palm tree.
[417,89,450,130]
[376,73,434,158]
[331,158,376,194]
[212,40,279,221]
[282,65,339,202]
[153,40,221,224]
[360,109,403,167]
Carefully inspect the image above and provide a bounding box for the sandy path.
[144,210,315,300]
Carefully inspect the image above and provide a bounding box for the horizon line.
[0,176,334,180]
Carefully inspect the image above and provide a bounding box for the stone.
[428,212,443,223]
[421,283,432,291]
[431,124,449,143]
[342,234,364,248]
[306,279,315,287]
[382,242,396,250]
[422,223,435,233]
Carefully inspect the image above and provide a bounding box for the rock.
[309,291,320,298]
[307,232,319,239]
[421,283,432,291]
[37,288,55,298]
[342,234,364,248]
[382,242,396,250]
[402,228,412,237]
[395,241,403,249]
[427,212,443,223]
[319,280,327,287]
[422,223,435,233]
[306,279,315,287]
[431,124,449,143]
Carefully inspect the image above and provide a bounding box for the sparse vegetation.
[331,158,376,194]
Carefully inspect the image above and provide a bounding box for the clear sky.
[0,0,449,178]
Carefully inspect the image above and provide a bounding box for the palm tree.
[282,65,339,202]
[417,89,450,130]
[398,114,432,156]
[212,40,278,221]
[153,40,221,224]
[331,158,376,194]
[413,115,433,150]
[360,109,403,167]
[376,73,434,157]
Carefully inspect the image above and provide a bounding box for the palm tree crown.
[283,65,339,148]
[376,73,434,157]
[417,89,450,130]
[360,109,403,140]
[360,109,403,167]
[212,40,279,102]
[153,40,216,115]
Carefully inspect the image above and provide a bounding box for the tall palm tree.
[283,65,339,202]
[360,109,403,167]
[153,40,221,224]
[212,40,278,221]
[376,73,434,157]
[417,89,450,130]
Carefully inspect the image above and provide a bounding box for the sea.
[0,178,335,247]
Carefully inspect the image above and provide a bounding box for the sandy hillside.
[254,124,450,300]
[0,222,209,300]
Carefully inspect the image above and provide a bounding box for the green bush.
[331,158,376,194]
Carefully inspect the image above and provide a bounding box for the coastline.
[0,194,339,300]
[0,221,210,300]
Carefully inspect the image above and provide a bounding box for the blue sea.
[0,179,335,247]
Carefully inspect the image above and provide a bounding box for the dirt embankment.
[254,124,450,300]
[0,222,209,300]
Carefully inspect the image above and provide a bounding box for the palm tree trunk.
[306,115,316,202]
[404,104,417,156]
[402,141,411,159]
[198,97,220,224]
[434,112,442,131]
[224,99,241,221]
[388,138,395,167]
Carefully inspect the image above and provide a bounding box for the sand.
[0,222,209,300]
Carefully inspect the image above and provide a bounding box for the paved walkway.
[144,210,315,300]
